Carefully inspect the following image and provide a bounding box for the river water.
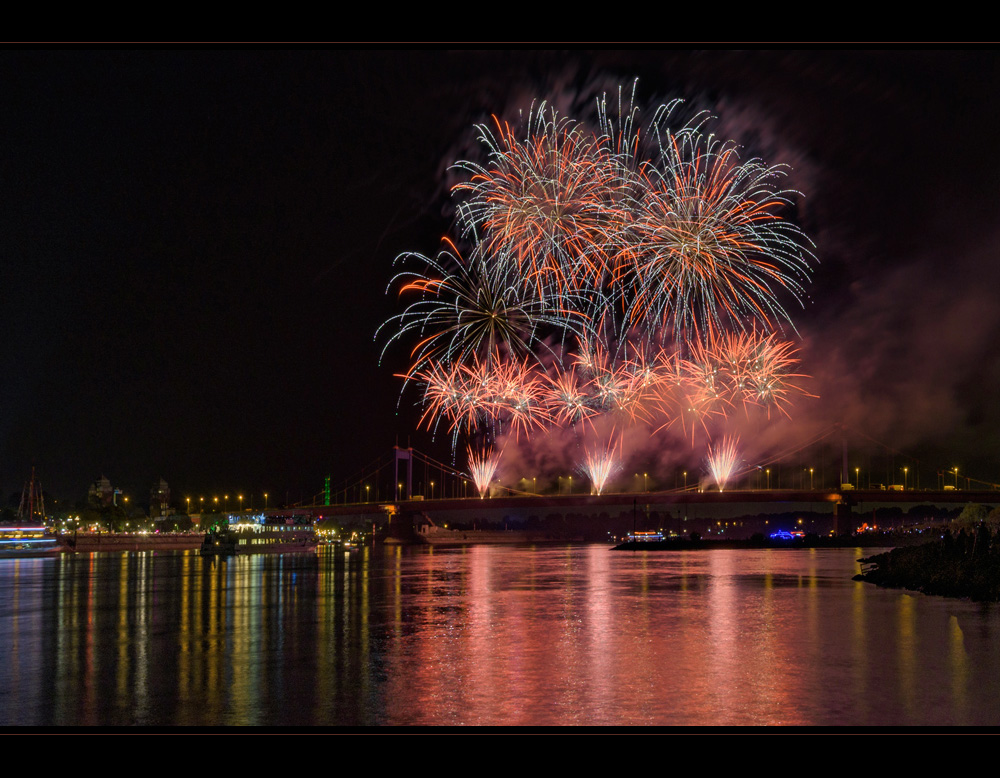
[1,544,999,727]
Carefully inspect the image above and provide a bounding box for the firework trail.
[707,436,741,491]
[581,439,621,495]
[381,80,816,483]
[467,445,501,498]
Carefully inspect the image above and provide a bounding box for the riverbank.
[854,526,1000,602]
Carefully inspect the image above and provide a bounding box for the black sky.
[2,49,998,505]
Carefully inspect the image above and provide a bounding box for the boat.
[627,530,664,543]
[199,514,319,556]
[0,469,60,557]
[769,529,806,540]
[0,525,61,557]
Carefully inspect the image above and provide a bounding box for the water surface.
[1,545,998,726]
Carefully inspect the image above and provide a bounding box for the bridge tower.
[835,497,854,536]
[394,446,413,501]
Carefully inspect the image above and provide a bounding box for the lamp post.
[264,492,269,510]
[809,468,814,490]
[903,467,908,491]
[855,467,860,490]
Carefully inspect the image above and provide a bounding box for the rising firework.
[581,440,621,495]
[707,436,740,491]
[467,446,501,498]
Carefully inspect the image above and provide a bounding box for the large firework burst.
[454,106,621,302]
[617,105,813,343]
[381,81,815,486]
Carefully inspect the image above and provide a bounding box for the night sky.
[2,49,998,506]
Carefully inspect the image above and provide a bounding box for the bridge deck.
[293,488,1000,517]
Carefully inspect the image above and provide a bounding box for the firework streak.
[582,440,621,496]
[467,446,501,498]
[379,83,815,485]
[707,436,740,491]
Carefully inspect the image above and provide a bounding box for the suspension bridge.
[280,424,1000,538]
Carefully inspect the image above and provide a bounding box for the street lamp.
[809,468,814,490]
[683,471,688,490]
[644,472,648,492]
[365,485,370,502]
[264,492,269,510]
[855,467,860,489]
[954,468,959,489]
[430,480,435,500]
[766,469,770,490]
[238,494,243,512]
[903,467,908,490]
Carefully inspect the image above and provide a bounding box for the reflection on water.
[2,545,1000,726]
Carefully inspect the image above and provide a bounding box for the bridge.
[237,486,998,542]
[292,430,1000,537]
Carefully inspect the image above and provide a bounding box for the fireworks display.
[380,82,815,489]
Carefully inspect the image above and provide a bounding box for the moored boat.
[0,525,61,558]
[200,514,318,555]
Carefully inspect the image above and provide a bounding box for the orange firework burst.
[455,105,621,302]
[616,103,814,342]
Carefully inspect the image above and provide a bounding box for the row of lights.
[184,493,269,513]
[362,465,966,502]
